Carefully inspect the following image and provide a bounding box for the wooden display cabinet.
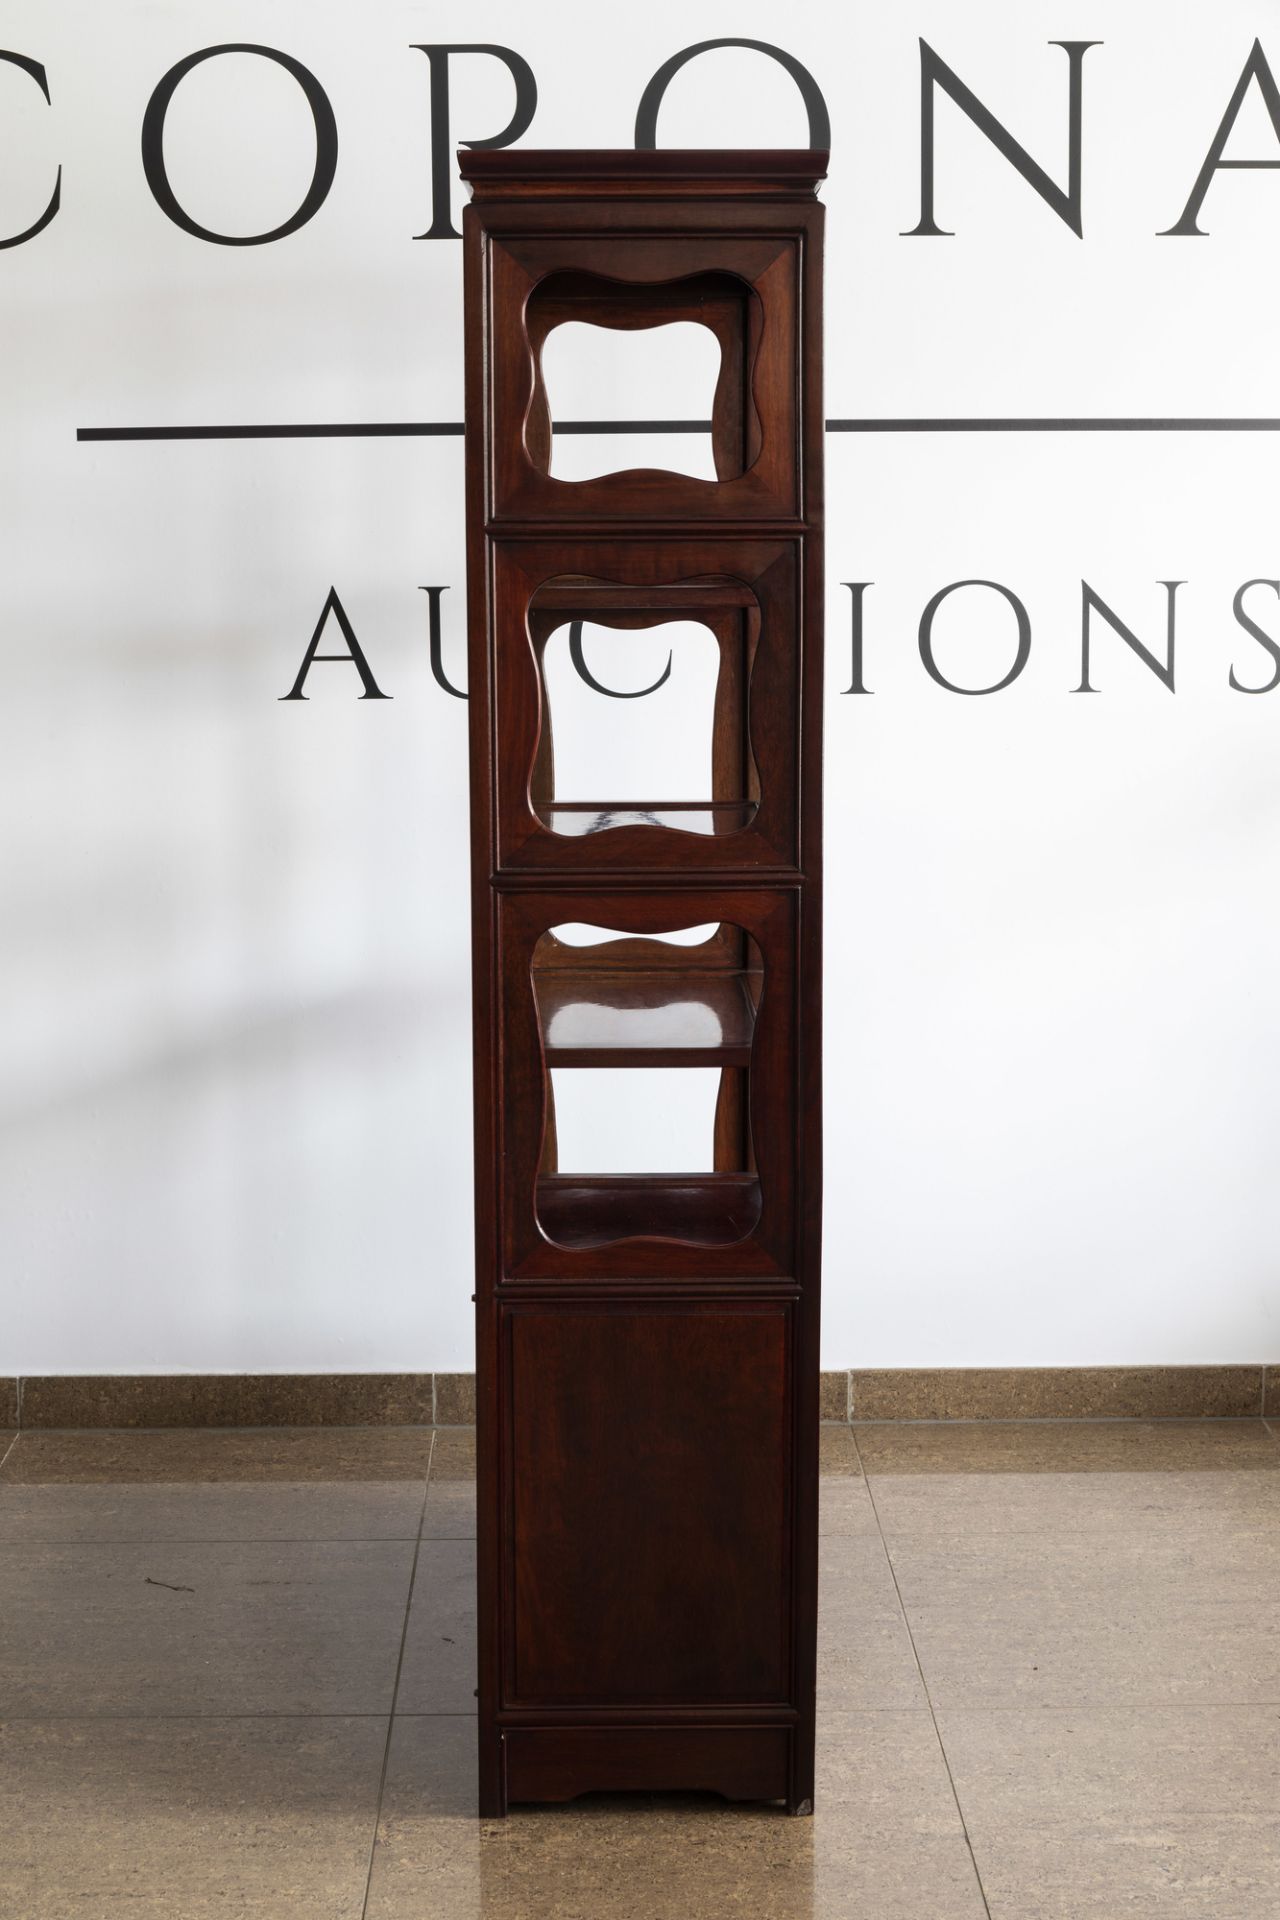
[460,148,826,1816]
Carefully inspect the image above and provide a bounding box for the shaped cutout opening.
[542,322,720,481]
[529,598,761,842]
[523,270,761,486]
[530,922,763,1249]
[549,922,720,948]
[550,1067,722,1174]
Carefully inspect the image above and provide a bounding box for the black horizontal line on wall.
[74,419,707,442]
[78,422,466,442]
[76,417,1280,443]
[828,417,1280,433]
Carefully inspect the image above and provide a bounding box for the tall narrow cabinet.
[460,149,826,1816]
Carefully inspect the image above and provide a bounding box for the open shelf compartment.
[529,922,764,1253]
[528,576,759,846]
[497,881,797,1272]
[489,544,801,876]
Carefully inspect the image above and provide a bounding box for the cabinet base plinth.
[497,1725,793,1810]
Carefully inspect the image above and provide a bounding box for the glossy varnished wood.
[461,147,825,1818]
[504,1302,792,1705]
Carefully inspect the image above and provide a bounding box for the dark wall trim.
[5,1373,475,1430]
[1,1367,1275,1429]
[841,1365,1273,1422]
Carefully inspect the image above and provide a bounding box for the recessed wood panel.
[505,1303,792,1706]
[486,234,800,523]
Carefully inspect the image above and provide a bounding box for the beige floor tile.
[811,1712,988,1918]
[887,1529,1280,1708]
[819,1477,880,1537]
[858,1421,1280,1539]
[940,1705,1280,1920]
[873,1467,1280,1540]
[0,1428,431,1542]
[364,1712,987,1919]
[0,1427,436,1483]
[820,1425,879,1537]
[429,1428,475,1477]
[422,1428,476,1540]
[0,1539,414,1715]
[818,1536,927,1708]
[420,1480,476,1540]
[856,1419,1280,1475]
[0,1480,426,1545]
[0,1716,385,1918]
[396,1540,478,1713]
[819,1426,860,1474]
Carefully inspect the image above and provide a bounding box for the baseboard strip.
[1,1365,1273,1430]
[839,1365,1271,1422]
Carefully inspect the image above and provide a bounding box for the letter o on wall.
[918,579,1032,695]
[634,38,831,150]
[141,43,338,245]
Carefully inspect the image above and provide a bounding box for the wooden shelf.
[536,1172,763,1248]
[537,800,757,839]
[536,967,758,1067]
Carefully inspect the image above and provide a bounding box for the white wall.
[3,1,1279,1371]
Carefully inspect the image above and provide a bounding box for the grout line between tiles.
[359,1429,434,1920]
[0,1432,18,1474]
[0,1710,462,1722]
[850,1427,995,1920]
[0,1420,441,1436]
[873,1697,1280,1721]
[5,1702,1279,1723]
[0,1712,485,1728]
[849,1414,1272,1428]
[0,1534,428,1546]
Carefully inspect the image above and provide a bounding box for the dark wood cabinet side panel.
[505,1302,792,1708]
[462,149,824,1817]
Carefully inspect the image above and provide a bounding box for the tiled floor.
[2,1417,1278,1918]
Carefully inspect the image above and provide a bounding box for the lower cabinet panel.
[504,1724,792,1806]
[503,1300,793,1711]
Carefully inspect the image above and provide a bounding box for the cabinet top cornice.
[458,148,828,201]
